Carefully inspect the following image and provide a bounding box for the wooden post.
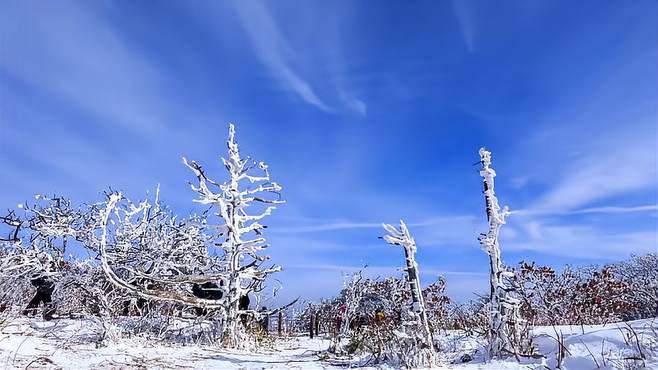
[309,310,315,338]
[278,311,283,336]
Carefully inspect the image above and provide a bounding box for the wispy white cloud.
[500,42,657,259]
[229,1,367,116]
[515,204,658,216]
[451,0,477,53]
[533,142,655,213]
[232,2,330,112]
[512,109,656,217]
[337,88,367,117]
[270,215,479,236]
[503,220,657,260]
[572,205,658,214]
[271,221,380,234]
[0,1,166,133]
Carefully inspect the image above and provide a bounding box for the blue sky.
[1,1,656,304]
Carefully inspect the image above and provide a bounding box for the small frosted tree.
[97,189,228,323]
[183,123,284,346]
[94,123,284,346]
[477,147,527,359]
[0,196,81,316]
[338,271,364,339]
[381,220,435,361]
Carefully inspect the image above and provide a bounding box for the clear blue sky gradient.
[1,1,656,303]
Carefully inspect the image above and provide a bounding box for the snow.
[0,318,348,369]
[1,317,655,369]
[531,320,658,369]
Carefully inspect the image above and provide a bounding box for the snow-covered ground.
[529,320,658,370]
[0,317,360,370]
[0,317,656,369]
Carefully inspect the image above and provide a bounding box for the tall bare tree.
[478,147,527,359]
[183,123,284,346]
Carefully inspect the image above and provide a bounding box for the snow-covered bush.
[0,244,59,315]
[449,297,489,335]
[515,261,636,326]
[286,221,450,367]
[0,194,178,322]
[423,276,451,334]
[341,276,437,368]
[0,196,82,317]
[609,253,658,319]
[50,261,115,319]
[570,266,633,324]
[301,272,449,368]
[0,123,287,348]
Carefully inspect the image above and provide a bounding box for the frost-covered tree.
[98,190,223,309]
[338,271,365,339]
[183,123,284,346]
[0,195,81,317]
[477,147,528,359]
[381,220,433,349]
[306,272,445,368]
[0,243,61,316]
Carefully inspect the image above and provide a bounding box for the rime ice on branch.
[98,191,222,308]
[0,196,80,284]
[183,123,284,346]
[95,123,283,347]
[478,147,526,359]
[381,220,434,351]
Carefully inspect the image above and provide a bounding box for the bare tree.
[183,123,284,346]
[381,220,434,350]
[477,147,528,359]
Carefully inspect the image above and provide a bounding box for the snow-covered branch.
[97,191,226,309]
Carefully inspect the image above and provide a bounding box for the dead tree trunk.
[382,221,434,350]
[478,147,526,359]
